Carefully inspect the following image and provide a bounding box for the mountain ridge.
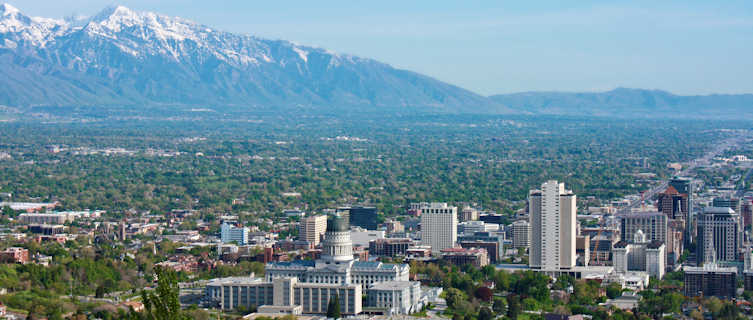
[0,4,501,114]
[1,4,752,119]
[490,87,753,118]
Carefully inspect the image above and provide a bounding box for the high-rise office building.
[684,264,737,298]
[657,186,688,220]
[511,220,531,249]
[529,180,577,270]
[618,211,667,244]
[420,203,458,252]
[299,215,328,246]
[742,199,753,228]
[669,177,694,242]
[666,219,685,265]
[697,207,740,265]
[713,197,741,216]
[341,206,378,230]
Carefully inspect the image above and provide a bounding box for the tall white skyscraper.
[529,180,576,270]
[420,203,458,252]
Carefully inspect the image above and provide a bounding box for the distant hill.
[0,4,502,114]
[490,88,753,119]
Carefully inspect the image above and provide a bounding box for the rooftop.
[683,264,737,274]
[613,241,629,248]
[703,206,736,214]
[369,281,418,290]
[206,276,264,286]
[618,211,664,217]
[646,240,665,249]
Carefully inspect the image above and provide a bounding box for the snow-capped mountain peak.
[0,3,66,47]
[0,4,491,113]
[0,3,20,16]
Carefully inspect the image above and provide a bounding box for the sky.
[6,0,753,96]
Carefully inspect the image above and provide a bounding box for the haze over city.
[6,0,753,95]
[1,1,753,320]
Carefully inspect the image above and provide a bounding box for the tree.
[96,285,106,298]
[514,271,550,302]
[572,280,602,305]
[326,295,341,319]
[474,286,493,302]
[606,282,622,299]
[689,309,703,320]
[552,305,571,315]
[507,295,522,319]
[478,307,493,320]
[492,297,507,314]
[522,297,538,311]
[493,270,511,291]
[704,297,723,315]
[660,291,684,314]
[553,274,575,290]
[141,267,188,320]
[444,288,467,310]
[717,302,740,320]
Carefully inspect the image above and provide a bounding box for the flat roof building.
[420,203,457,252]
[529,180,576,271]
[683,264,737,298]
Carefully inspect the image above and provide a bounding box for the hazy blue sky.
[6,0,753,95]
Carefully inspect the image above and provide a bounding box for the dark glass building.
[342,206,378,230]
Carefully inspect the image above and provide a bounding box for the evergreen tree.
[507,295,522,319]
[326,295,341,319]
[141,267,189,320]
[478,307,494,320]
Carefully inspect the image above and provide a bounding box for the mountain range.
[1,3,751,119]
[490,88,753,119]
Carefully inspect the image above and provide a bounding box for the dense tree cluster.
[0,115,734,219]
[410,260,748,320]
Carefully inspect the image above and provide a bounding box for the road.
[618,134,750,214]
[735,163,753,198]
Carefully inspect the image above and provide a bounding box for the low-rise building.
[221,223,249,245]
[350,228,385,247]
[29,224,65,235]
[406,246,431,258]
[0,247,29,264]
[19,212,73,224]
[369,238,412,257]
[210,277,362,315]
[384,219,404,234]
[440,247,489,267]
[603,271,650,291]
[367,281,423,315]
[684,264,737,298]
[459,241,499,263]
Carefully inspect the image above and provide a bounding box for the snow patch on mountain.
[292,46,308,62]
[0,3,495,113]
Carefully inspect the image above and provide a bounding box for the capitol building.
[266,214,410,287]
[207,213,423,315]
